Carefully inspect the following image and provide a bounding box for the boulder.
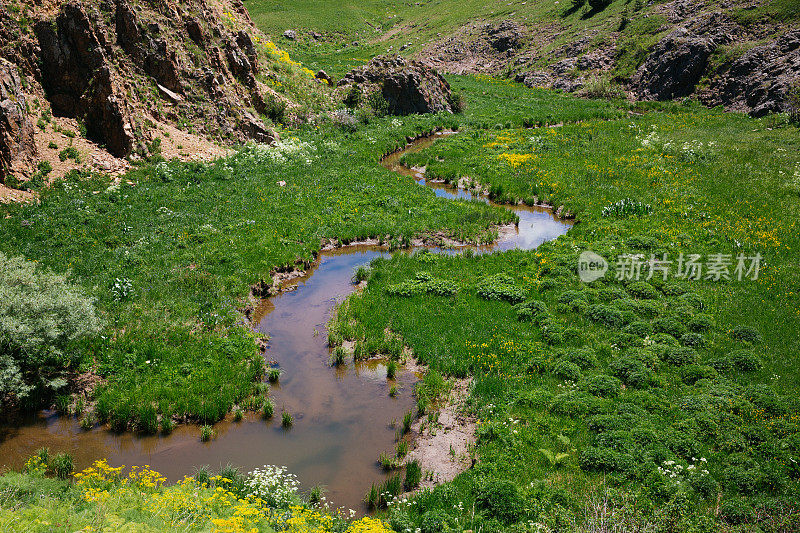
[283,30,296,40]
[632,28,718,100]
[0,59,35,179]
[338,55,454,115]
[315,70,333,85]
[185,17,205,45]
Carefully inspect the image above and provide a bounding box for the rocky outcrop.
[35,2,136,156]
[338,55,454,115]
[0,59,35,180]
[632,28,723,100]
[708,30,800,116]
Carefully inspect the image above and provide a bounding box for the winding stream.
[0,132,572,510]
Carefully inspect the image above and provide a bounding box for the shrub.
[562,347,598,369]
[687,314,714,332]
[476,480,524,525]
[732,325,762,344]
[720,498,755,525]
[609,354,652,389]
[662,282,689,296]
[588,0,613,10]
[680,332,705,348]
[678,292,705,310]
[0,252,102,403]
[476,273,526,303]
[661,346,698,366]
[653,317,686,337]
[627,281,660,300]
[586,304,625,328]
[420,509,448,533]
[730,349,762,371]
[584,374,622,397]
[579,446,623,473]
[624,321,652,337]
[681,364,718,385]
[514,299,548,323]
[552,360,582,382]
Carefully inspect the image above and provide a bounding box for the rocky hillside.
[0,0,329,194]
[414,0,799,116]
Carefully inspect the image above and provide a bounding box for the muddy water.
[0,132,572,510]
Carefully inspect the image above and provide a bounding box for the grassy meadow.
[329,103,800,531]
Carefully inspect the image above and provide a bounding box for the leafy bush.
[552,360,582,382]
[627,281,660,300]
[730,349,762,371]
[653,317,686,338]
[387,272,459,297]
[586,304,625,328]
[476,273,526,303]
[680,332,705,348]
[732,325,762,344]
[624,321,652,337]
[514,299,548,323]
[687,314,714,332]
[420,509,448,533]
[475,480,525,525]
[660,346,698,366]
[562,347,598,369]
[609,353,653,389]
[0,252,102,403]
[681,364,718,385]
[584,374,622,397]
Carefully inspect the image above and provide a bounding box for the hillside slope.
[0,0,329,195]
[249,0,800,116]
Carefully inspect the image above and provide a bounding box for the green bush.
[627,281,660,300]
[475,480,525,525]
[653,317,686,338]
[552,360,582,382]
[476,273,525,303]
[680,332,705,348]
[0,252,102,403]
[584,374,622,397]
[586,304,625,328]
[729,349,762,371]
[660,346,698,366]
[514,299,548,323]
[732,325,762,344]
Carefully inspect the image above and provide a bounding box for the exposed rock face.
[35,2,136,156]
[338,55,454,115]
[708,30,800,116]
[632,28,720,100]
[0,59,36,179]
[486,20,524,53]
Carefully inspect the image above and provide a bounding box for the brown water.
[0,132,572,510]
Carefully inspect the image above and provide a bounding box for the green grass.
[0,106,524,428]
[334,106,800,529]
